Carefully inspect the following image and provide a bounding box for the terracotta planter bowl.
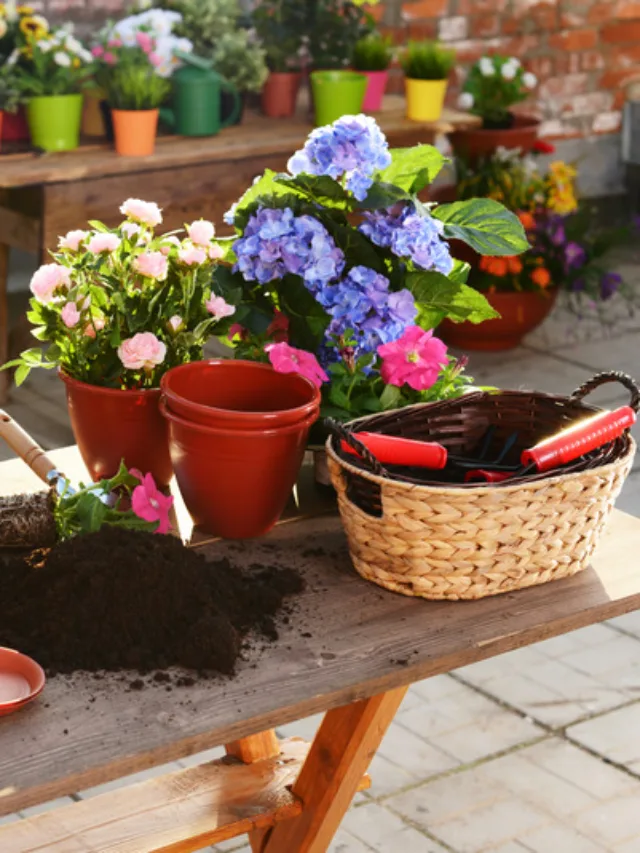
[448,115,540,161]
[161,360,321,430]
[160,400,317,538]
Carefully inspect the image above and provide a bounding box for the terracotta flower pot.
[160,399,317,538]
[111,108,159,157]
[261,71,302,118]
[60,372,173,487]
[440,288,559,351]
[362,70,388,112]
[161,360,320,429]
[448,115,541,161]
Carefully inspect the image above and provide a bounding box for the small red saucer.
[0,647,45,716]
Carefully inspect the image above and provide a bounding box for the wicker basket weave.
[326,372,638,601]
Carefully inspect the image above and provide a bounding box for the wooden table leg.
[263,686,408,853]
[0,243,10,405]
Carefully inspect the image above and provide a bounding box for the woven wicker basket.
[326,372,638,601]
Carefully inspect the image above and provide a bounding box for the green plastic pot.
[310,70,367,126]
[27,94,83,152]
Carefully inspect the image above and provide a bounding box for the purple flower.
[359,203,454,275]
[287,115,392,202]
[600,272,622,300]
[564,241,587,270]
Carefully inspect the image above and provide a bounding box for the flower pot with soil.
[353,32,393,113]
[452,55,539,158]
[401,40,455,123]
[3,199,235,485]
[254,0,307,118]
[311,70,367,126]
[261,71,302,118]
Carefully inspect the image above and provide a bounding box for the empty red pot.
[160,399,317,538]
[161,360,321,430]
[60,372,173,487]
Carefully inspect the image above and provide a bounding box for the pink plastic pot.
[160,399,317,538]
[161,360,321,430]
[362,70,388,112]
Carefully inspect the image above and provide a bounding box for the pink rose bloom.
[168,315,182,332]
[84,317,105,339]
[208,243,224,260]
[87,232,121,254]
[186,219,215,246]
[119,198,163,228]
[130,469,173,534]
[159,235,181,256]
[61,302,80,328]
[135,31,154,53]
[178,244,207,266]
[118,332,166,371]
[121,221,141,239]
[103,51,116,65]
[134,250,168,280]
[205,295,235,320]
[30,264,71,303]
[58,229,88,251]
[266,342,328,388]
[378,326,448,391]
[91,45,104,58]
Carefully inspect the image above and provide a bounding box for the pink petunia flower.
[118,332,166,371]
[60,302,80,328]
[178,244,207,266]
[205,295,235,321]
[58,229,88,251]
[186,219,215,246]
[30,264,71,303]
[135,31,154,53]
[130,469,173,534]
[86,232,121,254]
[377,326,448,391]
[134,250,168,280]
[266,342,328,388]
[91,45,104,58]
[119,198,163,228]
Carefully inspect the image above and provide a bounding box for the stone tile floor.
[2,262,640,851]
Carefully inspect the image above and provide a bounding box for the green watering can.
[160,51,241,137]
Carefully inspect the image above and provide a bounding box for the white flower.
[457,92,474,110]
[501,63,517,81]
[53,51,71,67]
[523,71,538,90]
[39,39,54,53]
[508,57,521,68]
[5,48,19,67]
[479,57,495,77]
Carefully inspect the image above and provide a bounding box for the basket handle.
[325,418,388,477]
[569,371,640,412]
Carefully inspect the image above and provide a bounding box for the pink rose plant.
[118,332,166,371]
[120,198,163,228]
[30,264,71,303]
[186,219,215,246]
[87,233,122,254]
[205,295,235,320]
[59,229,88,251]
[61,302,81,328]
[178,244,207,266]
[134,250,168,280]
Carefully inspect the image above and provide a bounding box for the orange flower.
[507,256,523,274]
[531,266,551,288]
[517,211,536,231]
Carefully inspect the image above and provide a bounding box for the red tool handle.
[521,406,636,472]
[341,432,448,470]
[464,469,513,484]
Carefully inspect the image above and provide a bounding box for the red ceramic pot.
[448,115,541,161]
[440,288,559,351]
[2,106,30,142]
[261,71,302,118]
[60,372,173,486]
[161,360,321,430]
[160,400,317,538]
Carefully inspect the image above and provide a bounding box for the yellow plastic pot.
[405,78,448,122]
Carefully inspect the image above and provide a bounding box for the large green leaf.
[359,181,411,210]
[407,270,500,327]
[433,199,529,256]
[275,174,353,211]
[378,145,446,194]
[231,170,298,230]
[273,274,330,352]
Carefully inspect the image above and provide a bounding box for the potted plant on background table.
[452,55,539,159]
[352,31,393,113]
[0,67,21,151]
[401,40,456,123]
[8,24,93,152]
[1,200,233,487]
[254,0,306,118]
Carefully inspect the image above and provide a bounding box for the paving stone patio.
[2,249,640,851]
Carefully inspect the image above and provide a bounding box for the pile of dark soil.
[0,526,303,677]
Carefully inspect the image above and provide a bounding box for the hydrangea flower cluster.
[234,207,345,289]
[359,204,454,276]
[288,114,392,202]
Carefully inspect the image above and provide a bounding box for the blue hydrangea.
[233,207,345,288]
[359,203,454,276]
[287,115,392,202]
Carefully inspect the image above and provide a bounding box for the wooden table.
[1,450,640,850]
[0,98,477,405]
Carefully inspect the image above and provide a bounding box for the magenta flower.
[377,326,448,391]
[135,31,154,54]
[266,342,328,387]
[130,469,174,535]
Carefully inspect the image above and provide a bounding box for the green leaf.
[433,199,529,256]
[14,364,30,386]
[329,385,352,411]
[20,347,45,367]
[407,270,500,327]
[359,181,411,210]
[30,326,49,342]
[275,174,353,210]
[232,170,296,230]
[211,237,237,265]
[449,259,471,285]
[88,220,109,233]
[379,384,402,410]
[378,145,446,194]
[74,493,108,534]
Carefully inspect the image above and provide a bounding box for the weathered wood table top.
[2,446,640,818]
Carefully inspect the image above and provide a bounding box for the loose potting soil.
[0,526,304,677]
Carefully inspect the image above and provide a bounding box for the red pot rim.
[160,397,318,437]
[0,647,45,712]
[161,359,321,422]
[59,370,161,397]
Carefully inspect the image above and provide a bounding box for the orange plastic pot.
[60,372,172,486]
[161,360,320,430]
[111,108,158,156]
[261,71,302,118]
[160,399,317,538]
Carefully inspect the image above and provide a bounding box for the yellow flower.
[19,13,47,39]
[549,160,577,182]
[17,5,34,14]
[0,4,5,16]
